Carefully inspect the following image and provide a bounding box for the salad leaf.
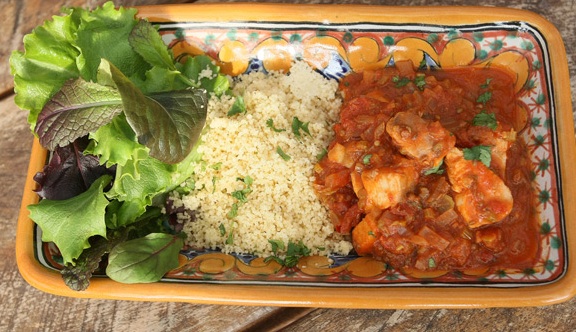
[61,234,122,291]
[33,139,115,200]
[28,175,112,265]
[106,233,183,283]
[74,2,150,82]
[104,60,208,164]
[10,13,80,130]
[129,19,176,71]
[179,55,230,96]
[86,113,147,168]
[35,78,123,150]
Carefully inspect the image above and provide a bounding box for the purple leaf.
[33,138,115,200]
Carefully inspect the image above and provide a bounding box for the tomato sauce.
[314,61,540,273]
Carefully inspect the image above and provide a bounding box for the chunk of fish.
[445,147,513,228]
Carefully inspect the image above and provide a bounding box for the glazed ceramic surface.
[16,4,576,308]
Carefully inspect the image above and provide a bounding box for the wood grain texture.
[1,0,575,331]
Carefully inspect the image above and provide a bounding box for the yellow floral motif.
[348,37,391,72]
[252,38,293,73]
[236,257,283,275]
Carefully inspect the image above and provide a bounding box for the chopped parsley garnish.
[473,111,498,130]
[266,118,286,132]
[428,258,437,268]
[476,91,492,105]
[392,75,411,88]
[227,203,239,219]
[276,146,291,161]
[316,148,328,161]
[424,159,445,175]
[480,78,493,89]
[463,145,492,168]
[265,239,311,268]
[362,154,373,165]
[218,223,226,236]
[227,176,253,218]
[209,162,222,170]
[414,74,427,90]
[393,74,427,90]
[291,116,311,139]
[227,95,246,116]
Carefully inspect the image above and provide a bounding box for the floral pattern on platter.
[39,21,565,286]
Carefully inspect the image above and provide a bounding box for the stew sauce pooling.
[314,62,540,272]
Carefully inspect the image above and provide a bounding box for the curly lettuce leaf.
[9,13,80,130]
[28,175,112,265]
[74,2,149,82]
[86,113,147,168]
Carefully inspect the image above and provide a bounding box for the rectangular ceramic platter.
[16,4,576,308]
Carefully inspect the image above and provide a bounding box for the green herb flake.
[225,231,234,245]
[428,258,437,268]
[414,74,427,90]
[392,76,411,88]
[227,203,239,219]
[424,160,445,175]
[316,148,328,161]
[480,78,493,89]
[291,116,311,139]
[209,162,222,170]
[276,146,291,161]
[463,145,492,168]
[362,154,373,165]
[266,118,286,132]
[218,223,226,236]
[227,95,246,117]
[268,239,286,253]
[473,111,498,130]
[476,91,492,105]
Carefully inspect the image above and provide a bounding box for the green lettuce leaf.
[10,13,80,130]
[86,113,147,168]
[106,233,183,283]
[27,175,112,265]
[74,2,149,82]
[179,55,230,96]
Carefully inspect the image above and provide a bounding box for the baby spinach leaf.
[106,233,183,283]
[35,78,123,150]
[28,175,112,265]
[105,60,208,164]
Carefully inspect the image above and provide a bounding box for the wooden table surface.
[1,0,575,331]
